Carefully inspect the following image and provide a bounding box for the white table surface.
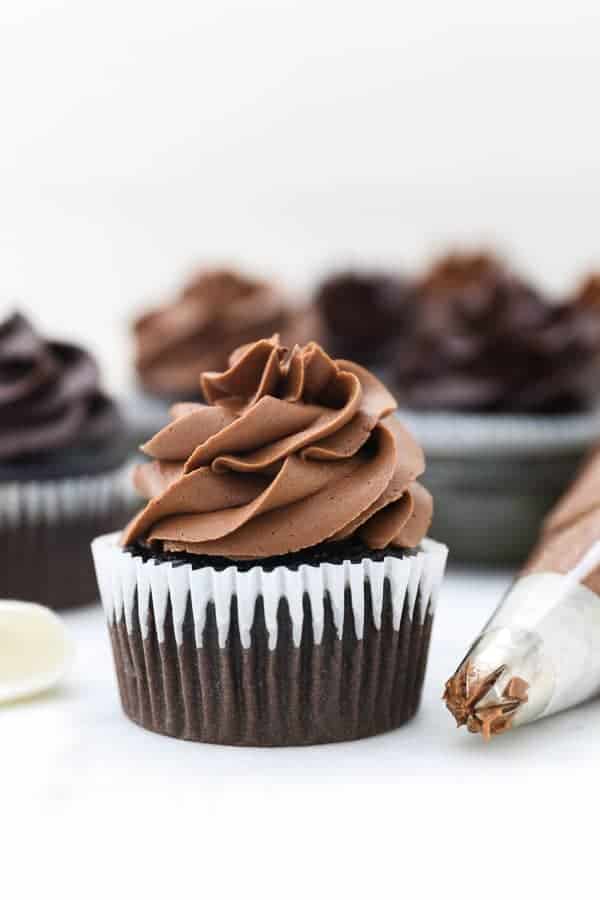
[3,3,600,889]
[11,561,600,780]
[4,562,599,895]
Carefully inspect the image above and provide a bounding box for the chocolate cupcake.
[0,313,134,609]
[93,336,447,746]
[315,270,416,366]
[394,252,600,563]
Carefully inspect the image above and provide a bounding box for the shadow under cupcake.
[93,336,447,746]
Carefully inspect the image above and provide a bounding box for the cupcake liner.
[398,407,600,457]
[397,408,600,563]
[0,465,137,528]
[0,465,138,610]
[92,533,448,746]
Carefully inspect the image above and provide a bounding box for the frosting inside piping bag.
[123,335,433,558]
[444,443,600,740]
[444,464,600,742]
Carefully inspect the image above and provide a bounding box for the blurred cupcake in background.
[394,251,600,413]
[394,252,600,563]
[129,267,321,442]
[0,312,134,609]
[315,270,416,366]
[573,271,600,311]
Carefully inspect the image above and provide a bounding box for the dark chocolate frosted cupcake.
[394,252,600,563]
[315,270,416,366]
[393,252,600,413]
[0,313,134,609]
[93,336,447,746]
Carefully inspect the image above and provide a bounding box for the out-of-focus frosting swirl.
[315,270,416,366]
[0,312,122,466]
[134,268,321,398]
[123,336,432,558]
[393,252,600,413]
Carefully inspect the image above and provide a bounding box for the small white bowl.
[0,601,74,704]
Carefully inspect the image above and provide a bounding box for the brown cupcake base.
[0,469,136,610]
[109,587,433,746]
[2,511,127,611]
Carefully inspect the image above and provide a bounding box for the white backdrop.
[2,0,600,391]
[2,4,600,892]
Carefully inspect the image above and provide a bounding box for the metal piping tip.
[444,540,600,741]
[444,661,529,741]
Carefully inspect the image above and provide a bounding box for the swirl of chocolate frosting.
[315,270,416,366]
[574,273,600,310]
[123,336,432,558]
[0,312,123,472]
[393,253,600,413]
[134,268,321,399]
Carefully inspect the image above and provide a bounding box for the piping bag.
[444,448,600,740]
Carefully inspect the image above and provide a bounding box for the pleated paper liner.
[92,534,447,746]
[0,467,137,610]
[398,407,600,457]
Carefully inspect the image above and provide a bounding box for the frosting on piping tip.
[123,335,433,559]
[444,446,600,742]
[444,661,529,741]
